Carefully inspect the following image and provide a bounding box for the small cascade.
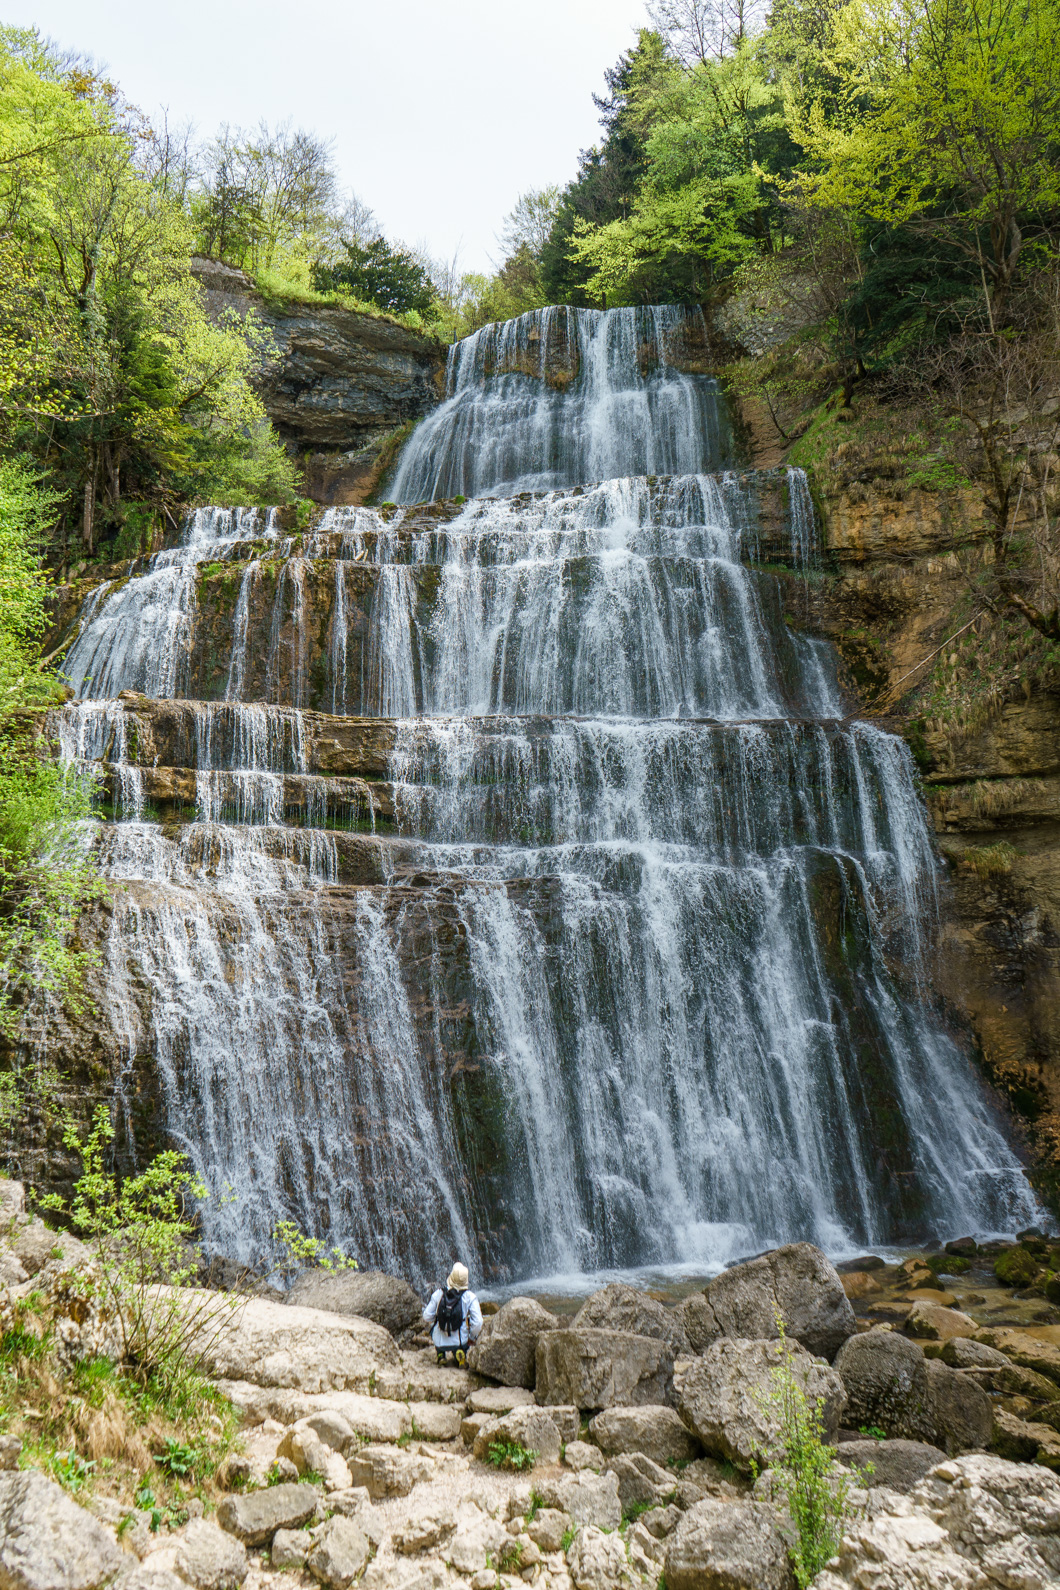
[390,306,733,501]
[63,508,278,701]
[46,304,1044,1285]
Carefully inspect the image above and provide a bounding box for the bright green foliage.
[0,458,101,1039]
[271,1219,358,1284]
[755,1326,856,1589]
[153,1436,203,1478]
[486,1440,537,1471]
[0,27,298,562]
[47,1450,94,1492]
[40,1106,237,1394]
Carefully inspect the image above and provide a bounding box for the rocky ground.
[2,1190,1060,1589]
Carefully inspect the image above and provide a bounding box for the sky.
[2,0,647,272]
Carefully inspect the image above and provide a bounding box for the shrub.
[486,1440,537,1472]
[40,1106,240,1396]
[754,1325,857,1589]
[994,1248,1041,1288]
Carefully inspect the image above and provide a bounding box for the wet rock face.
[190,258,446,485]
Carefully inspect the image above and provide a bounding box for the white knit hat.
[447,1262,469,1290]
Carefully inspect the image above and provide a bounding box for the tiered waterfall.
[51,305,1041,1286]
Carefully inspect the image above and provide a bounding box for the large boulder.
[834,1438,947,1492]
[187,1292,399,1393]
[566,1526,635,1590]
[940,1338,1009,1369]
[6,1219,93,1280]
[814,1454,1060,1589]
[216,1484,319,1546]
[285,1270,423,1338]
[833,1330,935,1442]
[975,1327,1060,1386]
[472,1407,562,1465]
[588,1406,702,1466]
[605,1453,676,1513]
[174,1519,248,1590]
[304,1517,371,1589]
[571,1285,690,1358]
[905,1303,977,1342]
[665,1498,796,1590]
[0,1472,123,1590]
[675,1337,845,1472]
[467,1297,560,1389]
[924,1359,993,1454]
[672,1293,719,1355]
[536,1329,674,1410]
[533,1471,622,1530]
[700,1243,856,1361]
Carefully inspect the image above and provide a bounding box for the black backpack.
[436,1286,465,1337]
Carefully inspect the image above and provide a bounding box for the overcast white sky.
[3,0,647,272]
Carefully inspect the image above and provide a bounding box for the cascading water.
[49,304,1042,1287]
[390,305,733,501]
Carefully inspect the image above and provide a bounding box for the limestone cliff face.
[785,476,1060,1205]
[190,259,446,504]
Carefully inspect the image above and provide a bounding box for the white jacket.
[423,1288,483,1348]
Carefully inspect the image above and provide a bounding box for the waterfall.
[50,304,1043,1286]
[390,306,733,502]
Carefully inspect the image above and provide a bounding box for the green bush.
[754,1326,857,1589]
[994,1248,1041,1288]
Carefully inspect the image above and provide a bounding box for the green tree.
[311,235,436,314]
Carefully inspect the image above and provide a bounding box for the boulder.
[974,1326,1060,1386]
[285,1270,423,1338]
[269,1530,309,1570]
[571,1284,690,1358]
[0,1471,123,1590]
[345,1444,434,1498]
[460,1412,492,1446]
[407,1402,461,1442]
[190,1293,399,1392]
[701,1243,856,1361]
[589,1405,702,1466]
[305,1517,371,1589]
[924,1359,993,1454]
[467,1386,537,1415]
[526,1509,571,1554]
[216,1484,319,1546]
[834,1438,947,1492]
[605,1454,675,1512]
[467,1297,560,1389]
[0,1179,24,1222]
[990,1406,1060,1467]
[940,1337,1008,1369]
[665,1498,796,1590]
[6,1219,93,1280]
[536,1329,674,1410]
[563,1440,602,1472]
[814,1453,1060,1589]
[174,1519,248,1590]
[534,1471,622,1531]
[392,1514,457,1555]
[444,1515,509,1575]
[472,1407,562,1465]
[261,1389,411,1441]
[905,1303,977,1341]
[324,1491,384,1549]
[672,1293,720,1354]
[566,1526,634,1590]
[675,1337,845,1472]
[833,1330,935,1442]
[840,1272,882,1301]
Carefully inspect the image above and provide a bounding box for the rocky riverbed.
[3,1189,1060,1589]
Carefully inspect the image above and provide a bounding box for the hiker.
[423,1261,483,1365]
